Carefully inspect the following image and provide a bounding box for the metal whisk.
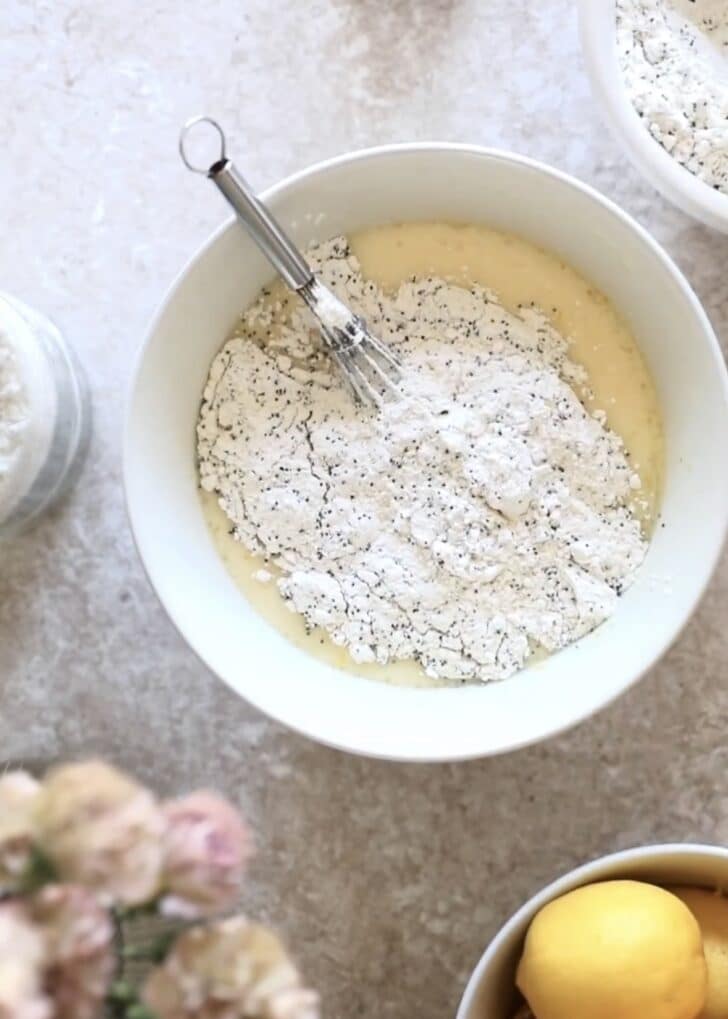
[179,117,402,409]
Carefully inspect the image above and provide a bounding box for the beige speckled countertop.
[2,2,728,1016]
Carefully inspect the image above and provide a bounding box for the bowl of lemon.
[457,844,728,1019]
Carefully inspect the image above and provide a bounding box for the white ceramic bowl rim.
[578,0,728,232]
[125,142,728,762]
[457,842,728,1019]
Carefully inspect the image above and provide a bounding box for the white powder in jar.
[0,301,56,524]
[617,0,728,194]
[0,336,31,513]
[198,237,648,684]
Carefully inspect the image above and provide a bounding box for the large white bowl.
[457,843,728,1019]
[125,144,728,762]
[578,0,728,233]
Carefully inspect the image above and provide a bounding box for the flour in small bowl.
[617,0,728,194]
[0,334,31,517]
[198,237,648,683]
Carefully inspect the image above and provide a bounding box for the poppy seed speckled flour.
[617,0,728,193]
[197,236,650,684]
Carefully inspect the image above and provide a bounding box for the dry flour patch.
[198,238,647,683]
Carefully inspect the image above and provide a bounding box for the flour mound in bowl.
[617,0,728,194]
[197,237,647,683]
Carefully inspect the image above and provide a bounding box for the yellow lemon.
[516,879,707,1019]
[672,887,728,1019]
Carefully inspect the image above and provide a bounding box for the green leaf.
[18,847,57,893]
[106,982,161,1019]
[108,981,136,1003]
[126,1004,159,1019]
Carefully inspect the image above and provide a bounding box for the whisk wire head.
[301,281,402,410]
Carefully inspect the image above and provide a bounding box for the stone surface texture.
[2,2,728,1018]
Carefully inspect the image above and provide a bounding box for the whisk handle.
[179,117,313,291]
[211,160,313,290]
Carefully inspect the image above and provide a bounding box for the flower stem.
[120,932,173,963]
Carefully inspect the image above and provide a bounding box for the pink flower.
[0,901,51,1019]
[34,761,164,907]
[30,885,115,1019]
[0,772,40,893]
[141,916,319,1019]
[160,792,253,918]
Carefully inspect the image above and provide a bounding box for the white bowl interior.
[578,0,728,233]
[457,844,728,1019]
[125,146,728,761]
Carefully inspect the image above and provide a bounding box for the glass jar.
[0,293,90,539]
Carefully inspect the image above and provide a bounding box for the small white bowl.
[578,0,728,233]
[125,144,728,762]
[457,843,728,1019]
